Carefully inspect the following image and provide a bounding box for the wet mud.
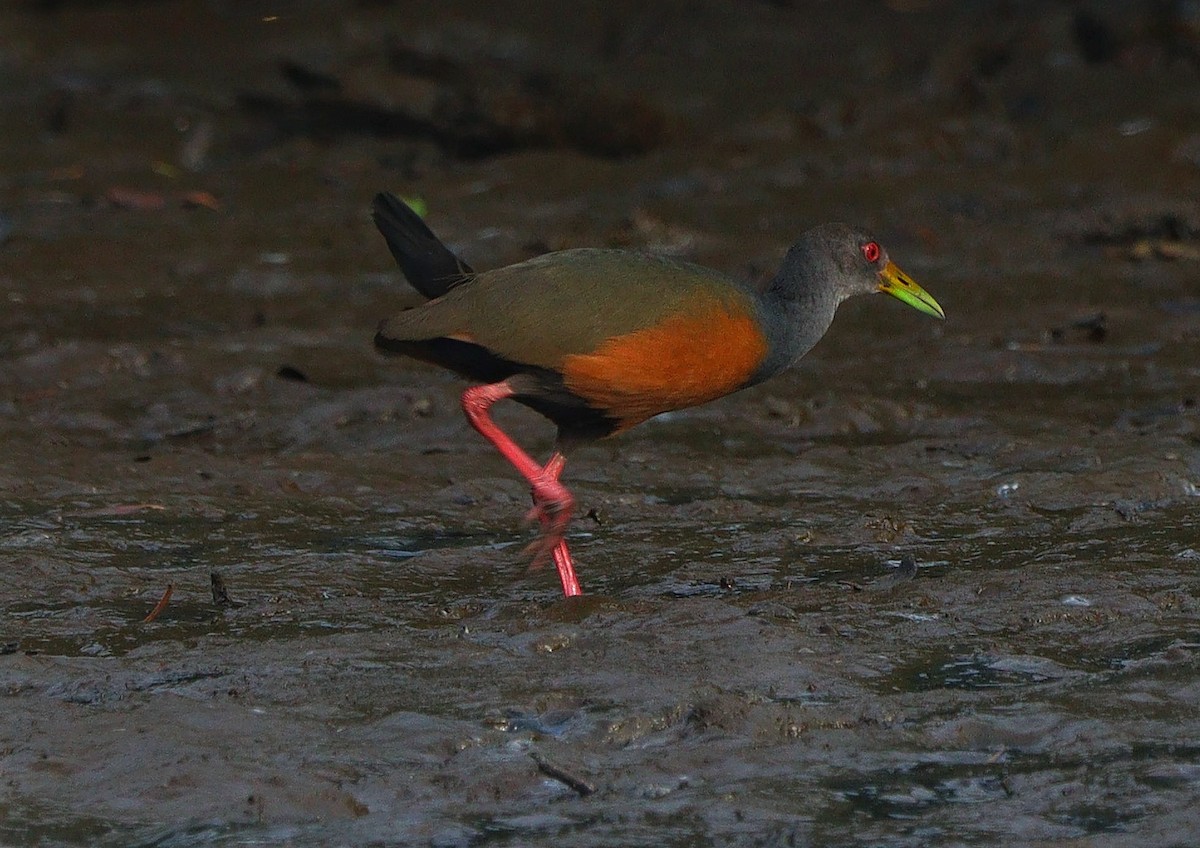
[2,1,1199,845]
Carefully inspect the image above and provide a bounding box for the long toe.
[524,534,561,570]
[525,498,574,568]
[527,475,574,527]
[521,472,575,568]
[524,493,572,528]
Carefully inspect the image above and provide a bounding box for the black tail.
[372,192,474,299]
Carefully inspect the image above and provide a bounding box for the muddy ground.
[2,1,1199,845]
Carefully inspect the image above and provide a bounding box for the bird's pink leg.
[461,382,582,597]
[537,452,580,597]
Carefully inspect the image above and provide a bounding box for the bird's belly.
[559,305,768,432]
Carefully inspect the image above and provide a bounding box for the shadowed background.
[2,1,1199,845]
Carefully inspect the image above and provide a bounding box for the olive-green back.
[378,248,762,368]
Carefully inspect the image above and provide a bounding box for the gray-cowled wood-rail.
[372,192,944,597]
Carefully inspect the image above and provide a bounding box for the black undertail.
[374,333,621,443]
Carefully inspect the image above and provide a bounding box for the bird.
[371,191,944,598]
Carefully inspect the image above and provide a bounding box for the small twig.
[529,751,595,797]
[142,584,174,623]
[210,571,242,607]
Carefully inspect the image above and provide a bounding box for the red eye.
[861,241,881,263]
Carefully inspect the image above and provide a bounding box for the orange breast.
[559,301,768,433]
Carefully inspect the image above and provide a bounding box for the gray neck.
[749,267,840,385]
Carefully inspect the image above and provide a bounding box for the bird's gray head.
[781,223,944,318]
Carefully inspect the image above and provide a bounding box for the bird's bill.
[878,261,945,320]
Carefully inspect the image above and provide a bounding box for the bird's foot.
[523,475,575,569]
